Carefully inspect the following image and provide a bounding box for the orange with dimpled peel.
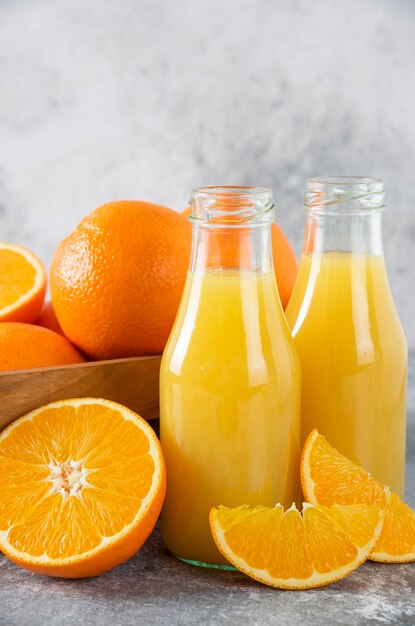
[50,201,191,359]
[0,322,85,371]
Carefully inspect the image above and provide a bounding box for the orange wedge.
[301,429,415,563]
[210,502,384,590]
[0,398,166,578]
[0,242,47,323]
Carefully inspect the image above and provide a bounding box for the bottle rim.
[190,186,275,228]
[192,185,272,198]
[305,176,385,213]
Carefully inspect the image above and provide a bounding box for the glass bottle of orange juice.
[160,186,301,567]
[285,177,407,496]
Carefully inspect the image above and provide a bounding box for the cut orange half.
[301,429,415,563]
[0,398,166,578]
[0,242,47,323]
[210,502,384,590]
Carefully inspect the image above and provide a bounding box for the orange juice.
[160,268,301,565]
[286,251,407,495]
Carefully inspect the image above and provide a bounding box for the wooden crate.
[0,355,161,431]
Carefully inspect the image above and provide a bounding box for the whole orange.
[50,201,191,360]
[182,207,297,309]
[0,323,85,371]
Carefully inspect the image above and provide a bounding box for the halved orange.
[210,502,384,589]
[301,429,415,563]
[0,398,166,578]
[0,242,47,323]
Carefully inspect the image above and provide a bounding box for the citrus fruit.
[0,242,46,323]
[210,502,384,589]
[0,323,85,371]
[0,398,166,577]
[51,201,191,360]
[301,429,415,563]
[36,301,64,336]
[270,223,298,309]
[182,207,297,308]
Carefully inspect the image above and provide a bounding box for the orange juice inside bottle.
[160,187,301,566]
[285,177,407,496]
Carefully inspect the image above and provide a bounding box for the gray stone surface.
[0,522,414,626]
[0,0,414,349]
[0,410,414,626]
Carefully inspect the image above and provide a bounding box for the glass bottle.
[160,186,301,567]
[285,177,407,496]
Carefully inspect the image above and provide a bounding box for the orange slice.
[210,502,384,590]
[0,398,166,578]
[0,242,47,323]
[301,429,415,563]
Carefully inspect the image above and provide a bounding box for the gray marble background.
[0,0,414,350]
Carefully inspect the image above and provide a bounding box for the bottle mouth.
[305,177,385,213]
[190,186,275,227]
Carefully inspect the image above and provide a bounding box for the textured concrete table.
[0,415,414,626]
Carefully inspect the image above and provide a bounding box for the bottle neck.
[303,210,384,256]
[189,186,275,274]
[303,177,385,257]
[190,223,274,273]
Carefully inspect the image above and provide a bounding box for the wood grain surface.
[0,355,161,431]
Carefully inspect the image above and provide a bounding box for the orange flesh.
[221,506,360,577]
[320,504,385,548]
[303,430,386,506]
[371,493,415,560]
[268,509,311,579]
[302,507,358,572]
